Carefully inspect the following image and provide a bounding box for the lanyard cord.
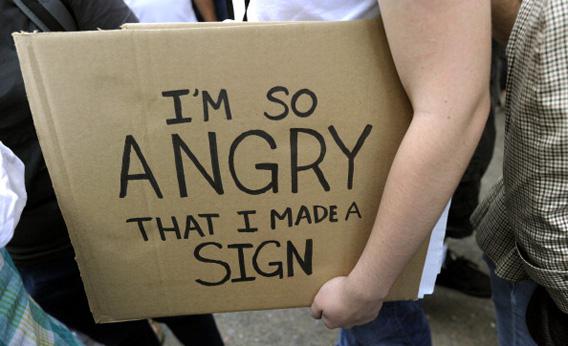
[242,0,250,21]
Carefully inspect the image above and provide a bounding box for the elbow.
[462,88,491,147]
[472,89,491,130]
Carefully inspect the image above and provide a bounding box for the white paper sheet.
[418,202,450,298]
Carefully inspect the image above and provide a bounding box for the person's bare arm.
[492,0,521,44]
[193,0,217,21]
[311,0,491,329]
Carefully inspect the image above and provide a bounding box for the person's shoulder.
[70,0,138,30]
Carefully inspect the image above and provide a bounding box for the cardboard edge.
[12,33,105,320]
[14,20,381,40]
[120,19,379,31]
[392,238,430,300]
[121,21,330,30]
[96,301,311,324]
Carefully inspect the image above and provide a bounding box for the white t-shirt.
[124,0,197,23]
[244,0,379,21]
[232,0,447,298]
[0,142,26,248]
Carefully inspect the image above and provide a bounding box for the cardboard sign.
[14,19,428,323]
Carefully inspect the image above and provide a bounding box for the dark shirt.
[0,0,137,264]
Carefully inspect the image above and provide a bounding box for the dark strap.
[12,0,77,32]
[243,0,250,21]
[40,0,76,30]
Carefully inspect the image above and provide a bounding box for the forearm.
[350,99,490,299]
[353,0,492,300]
[193,0,217,21]
[492,0,521,44]
[310,1,492,328]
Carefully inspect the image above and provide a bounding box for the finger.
[310,300,323,319]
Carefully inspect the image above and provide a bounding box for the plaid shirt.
[0,249,82,346]
[474,0,568,313]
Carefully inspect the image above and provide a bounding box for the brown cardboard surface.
[14,19,426,323]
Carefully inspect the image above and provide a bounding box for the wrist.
[346,264,390,304]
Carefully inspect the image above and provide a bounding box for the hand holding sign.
[310,275,384,329]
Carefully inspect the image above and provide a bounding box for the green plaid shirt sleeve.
[0,249,83,346]
[474,0,568,313]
